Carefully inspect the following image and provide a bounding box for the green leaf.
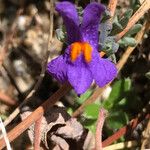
[106,111,129,129]
[67,107,73,116]
[119,9,133,28]
[124,78,131,91]
[103,78,131,110]
[83,119,97,133]
[125,24,142,36]
[123,9,133,18]
[111,21,123,35]
[83,104,100,119]
[118,37,137,47]
[76,89,92,104]
[117,98,127,106]
[101,36,119,56]
[76,6,83,16]
[101,9,111,22]
[119,17,129,28]
[108,54,117,63]
[111,9,133,35]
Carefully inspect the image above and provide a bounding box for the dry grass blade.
[103,140,138,150]
[107,0,118,20]
[0,117,12,150]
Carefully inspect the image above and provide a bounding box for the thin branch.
[107,0,118,20]
[72,20,149,118]
[115,0,150,41]
[95,108,107,150]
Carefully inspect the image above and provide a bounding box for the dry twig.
[107,0,118,20]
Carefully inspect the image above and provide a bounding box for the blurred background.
[0,0,149,149]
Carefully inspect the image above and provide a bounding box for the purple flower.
[47,2,117,95]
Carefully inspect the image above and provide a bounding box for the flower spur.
[47,2,117,95]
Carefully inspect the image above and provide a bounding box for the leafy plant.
[82,78,143,135]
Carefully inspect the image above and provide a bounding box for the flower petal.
[67,61,93,95]
[81,2,105,48]
[90,58,117,87]
[47,55,68,83]
[56,2,82,44]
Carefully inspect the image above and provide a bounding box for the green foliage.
[119,9,133,28]
[106,111,128,129]
[118,24,142,48]
[125,24,142,36]
[82,78,142,135]
[118,37,137,48]
[83,118,97,133]
[111,9,133,35]
[67,107,73,116]
[102,78,131,109]
[82,103,102,132]
[76,89,93,104]
[82,104,100,132]
[0,114,7,120]
[84,104,100,119]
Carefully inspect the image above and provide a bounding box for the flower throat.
[70,42,92,63]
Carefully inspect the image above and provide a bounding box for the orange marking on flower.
[82,42,92,62]
[70,42,92,62]
[100,51,106,58]
[70,42,82,62]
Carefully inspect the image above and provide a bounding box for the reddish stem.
[34,116,42,150]
[95,108,107,150]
